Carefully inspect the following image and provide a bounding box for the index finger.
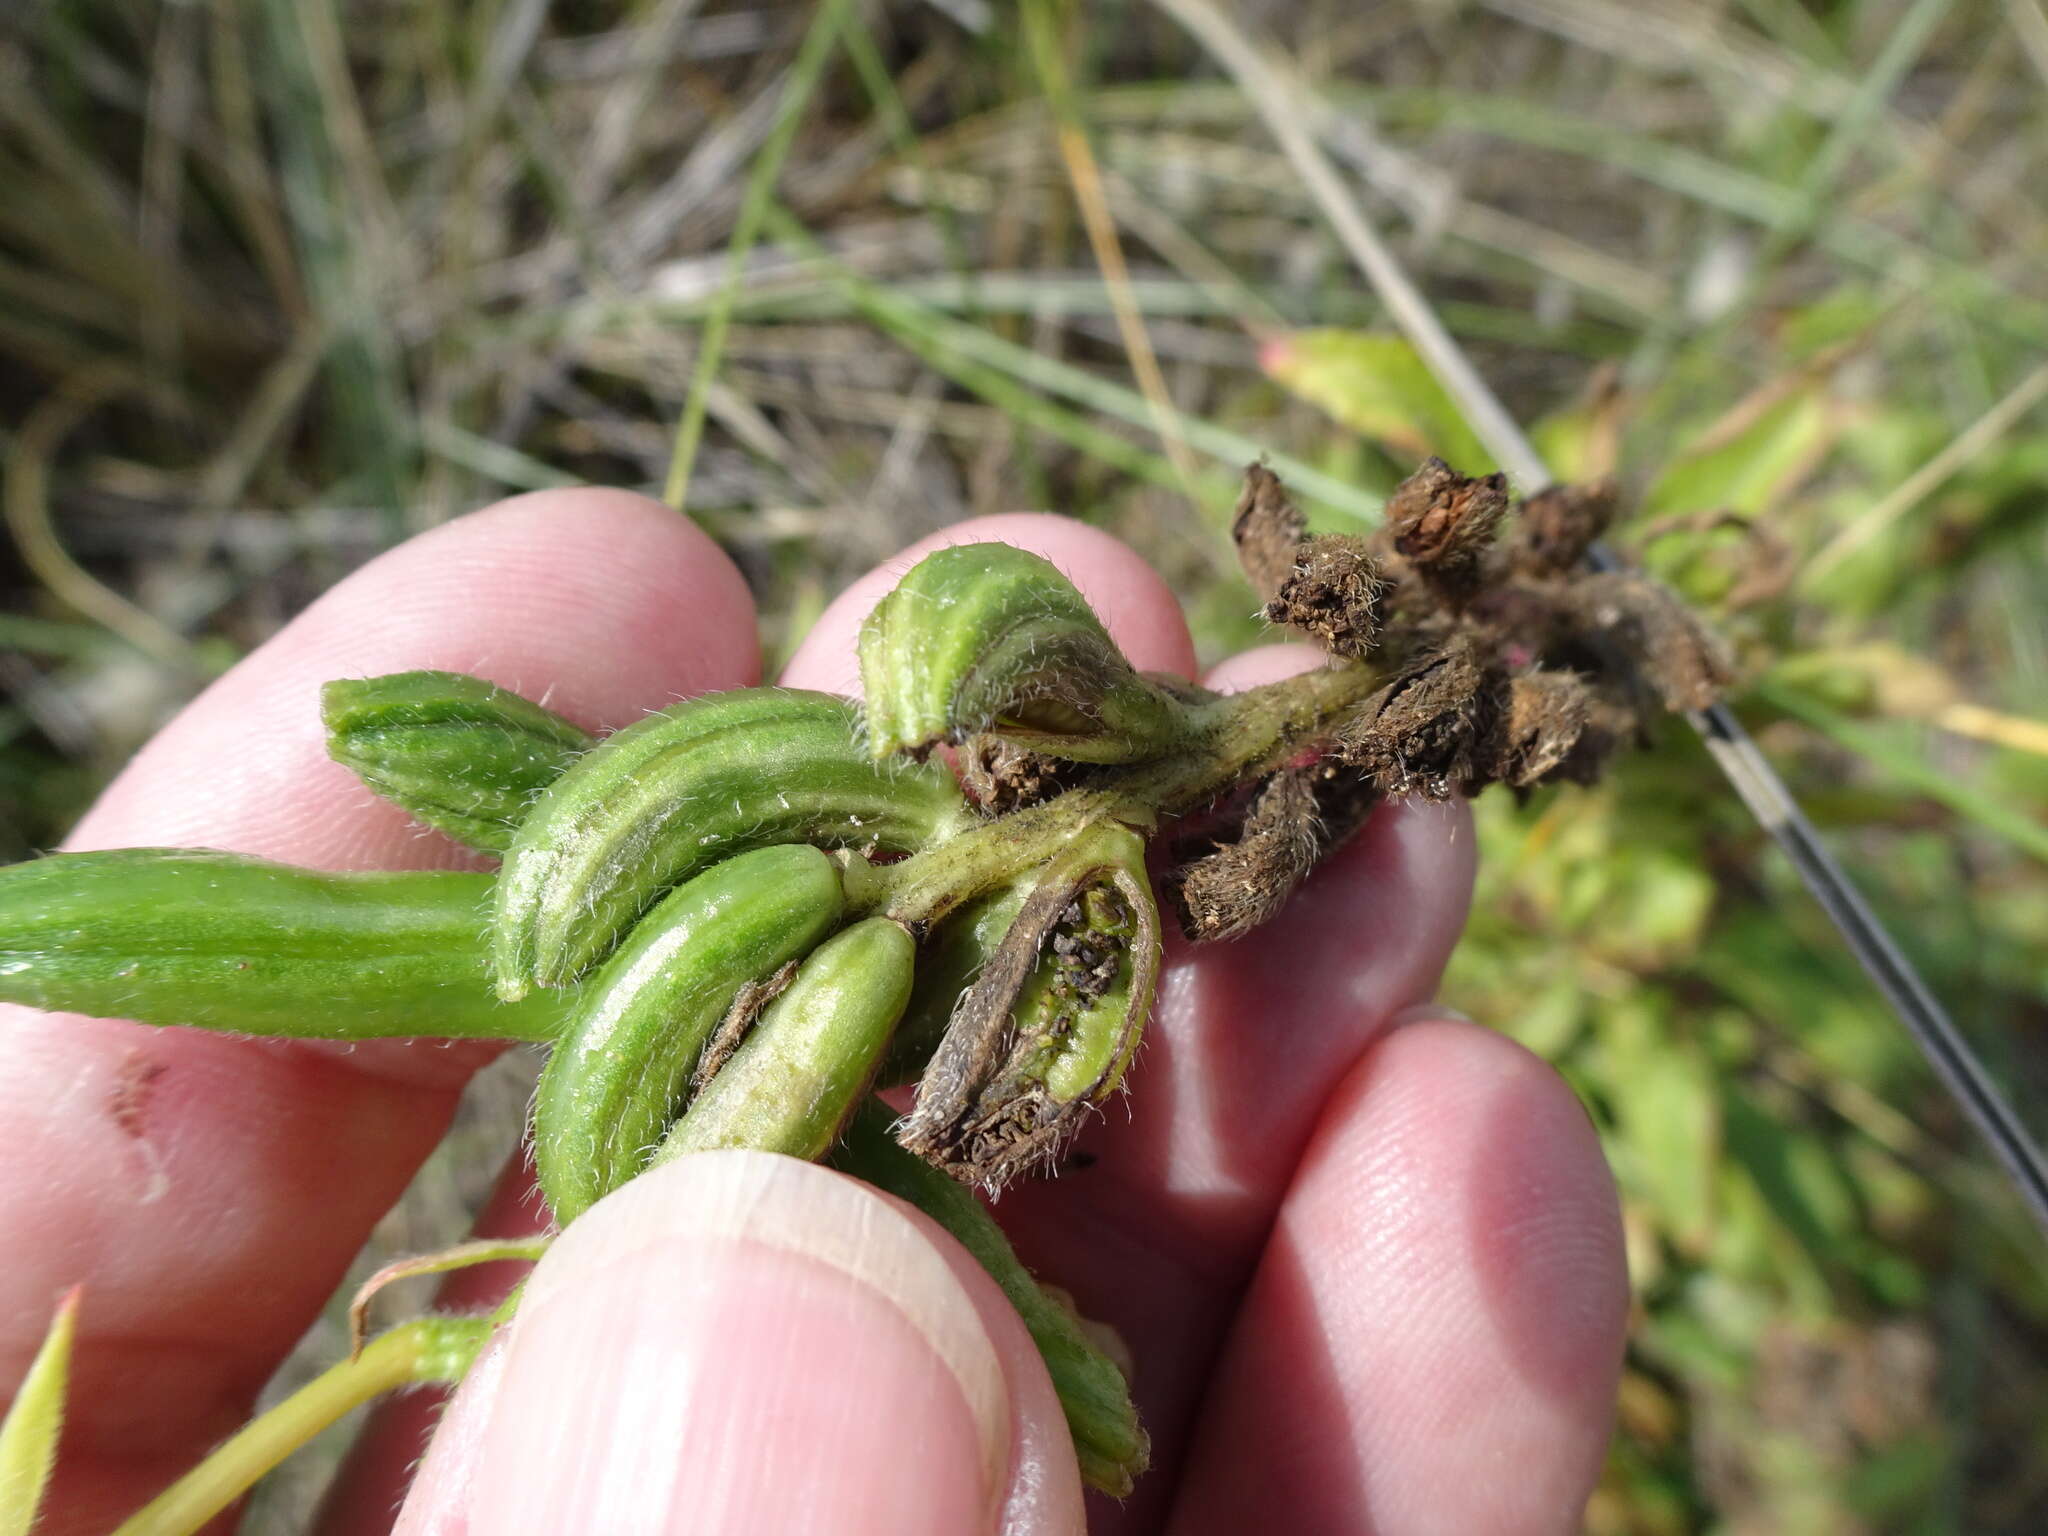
[1,488,757,1532]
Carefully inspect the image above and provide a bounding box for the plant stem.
[110,1317,490,1536]
[861,659,1384,929]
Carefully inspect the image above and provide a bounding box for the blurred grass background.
[2,0,2045,1529]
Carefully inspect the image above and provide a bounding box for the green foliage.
[1258,330,1497,473]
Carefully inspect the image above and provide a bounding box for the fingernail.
[433,1151,1010,1536]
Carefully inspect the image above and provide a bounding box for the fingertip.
[780,514,1196,694]
[1172,1019,1626,1535]
[402,1153,1080,1536]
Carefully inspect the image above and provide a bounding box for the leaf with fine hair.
[0,1287,76,1536]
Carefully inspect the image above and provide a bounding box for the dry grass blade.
[1024,0,1202,495]
[662,0,848,511]
[1806,361,2048,583]
[4,366,195,666]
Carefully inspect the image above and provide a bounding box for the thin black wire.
[1586,545,2048,1239]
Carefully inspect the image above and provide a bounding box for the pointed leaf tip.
[0,1287,79,1536]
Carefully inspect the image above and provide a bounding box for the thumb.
[394,1149,1084,1535]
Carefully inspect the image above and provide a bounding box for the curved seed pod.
[830,1099,1149,1496]
[322,671,592,854]
[656,917,915,1164]
[1469,668,1592,790]
[859,543,1194,766]
[1231,461,1308,602]
[494,688,969,998]
[877,882,1029,1088]
[532,844,846,1224]
[899,823,1160,1189]
[0,849,569,1041]
[1511,477,1619,576]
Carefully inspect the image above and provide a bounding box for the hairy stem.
[858,659,1383,929]
[110,1317,490,1536]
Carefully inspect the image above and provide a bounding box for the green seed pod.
[899,823,1160,1189]
[0,849,569,1041]
[858,543,1194,766]
[830,1100,1149,1496]
[532,844,847,1224]
[322,671,593,854]
[494,688,971,998]
[876,883,1029,1088]
[656,917,915,1164]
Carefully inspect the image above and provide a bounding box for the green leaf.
[1723,1092,1859,1273]
[1260,330,1496,473]
[1643,380,1834,518]
[1599,1002,1720,1254]
[0,1287,76,1536]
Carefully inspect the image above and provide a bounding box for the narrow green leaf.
[1643,382,1833,517]
[1260,330,1496,473]
[0,1287,77,1536]
[1754,682,2048,866]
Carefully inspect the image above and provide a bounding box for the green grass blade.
[0,1287,77,1536]
[662,0,849,511]
[1755,681,2048,866]
[760,203,1385,525]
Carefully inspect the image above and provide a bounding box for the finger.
[779,512,1199,693]
[1168,1019,1628,1536]
[394,1151,1085,1536]
[980,645,1476,1530]
[1,489,757,1532]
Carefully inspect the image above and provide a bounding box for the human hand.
[0,490,1627,1535]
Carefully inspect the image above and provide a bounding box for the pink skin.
[0,491,1626,1534]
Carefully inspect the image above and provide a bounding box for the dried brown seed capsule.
[1337,637,1485,797]
[899,826,1157,1190]
[1570,571,1735,713]
[1231,461,1309,602]
[1384,456,1509,608]
[1473,669,1592,789]
[1166,767,1323,943]
[1267,536,1385,659]
[1540,692,1635,786]
[1510,478,1619,576]
[957,735,1071,817]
